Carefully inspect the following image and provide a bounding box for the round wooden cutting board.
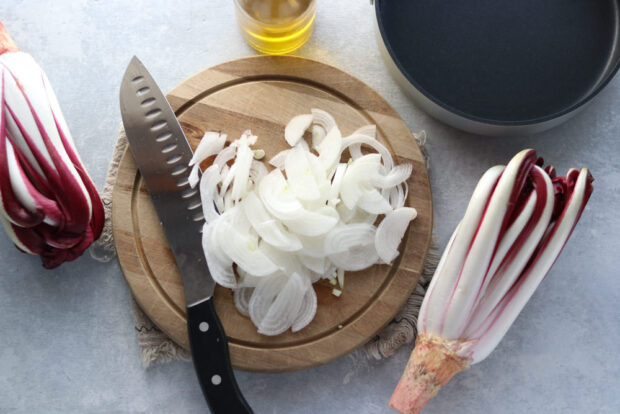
[112,56,432,372]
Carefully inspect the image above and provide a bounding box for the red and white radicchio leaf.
[0,27,104,268]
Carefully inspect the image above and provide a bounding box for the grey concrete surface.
[0,1,618,413]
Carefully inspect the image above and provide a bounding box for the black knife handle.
[186,298,253,414]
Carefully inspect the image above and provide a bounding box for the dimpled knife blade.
[119,56,212,306]
[119,56,252,413]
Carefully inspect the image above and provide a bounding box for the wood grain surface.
[112,55,432,372]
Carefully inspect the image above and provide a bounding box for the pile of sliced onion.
[192,110,417,335]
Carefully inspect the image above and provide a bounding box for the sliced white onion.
[317,126,342,172]
[249,160,268,183]
[328,163,347,202]
[215,219,278,276]
[324,262,338,280]
[188,164,201,189]
[307,152,331,200]
[354,124,376,138]
[190,131,227,166]
[357,189,392,214]
[232,130,257,147]
[234,287,254,316]
[219,164,230,181]
[329,241,379,271]
[236,268,263,288]
[297,138,310,152]
[229,203,254,235]
[336,202,356,223]
[292,286,317,332]
[388,184,407,209]
[195,109,416,336]
[297,234,325,258]
[285,145,321,200]
[375,207,417,264]
[341,134,394,170]
[213,145,236,170]
[230,136,254,202]
[202,222,236,288]
[223,191,234,211]
[340,154,382,209]
[312,125,326,149]
[348,125,376,160]
[259,241,305,276]
[285,114,313,147]
[324,223,376,254]
[249,275,288,331]
[282,206,339,237]
[298,253,328,274]
[337,268,345,288]
[220,162,237,196]
[269,149,290,170]
[258,169,304,220]
[200,164,221,223]
[253,272,308,336]
[373,163,413,188]
[255,220,303,251]
[311,108,336,133]
[344,207,377,225]
[243,192,302,251]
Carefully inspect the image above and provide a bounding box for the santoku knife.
[119,56,253,414]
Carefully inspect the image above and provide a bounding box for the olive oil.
[235,0,316,54]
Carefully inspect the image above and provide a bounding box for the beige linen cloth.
[89,129,437,367]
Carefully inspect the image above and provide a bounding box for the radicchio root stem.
[389,334,471,414]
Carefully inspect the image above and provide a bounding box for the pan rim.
[374,0,620,127]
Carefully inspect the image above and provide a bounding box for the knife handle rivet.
[211,375,222,386]
[199,322,209,332]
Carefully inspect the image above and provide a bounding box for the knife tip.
[129,55,143,68]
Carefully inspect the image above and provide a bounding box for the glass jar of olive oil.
[234,0,316,54]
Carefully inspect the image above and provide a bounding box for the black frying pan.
[374,0,620,136]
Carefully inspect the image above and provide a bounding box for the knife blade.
[120,56,252,414]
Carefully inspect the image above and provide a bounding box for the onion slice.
[375,207,417,263]
[312,125,326,149]
[340,154,382,209]
[214,218,278,276]
[268,149,289,170]
[311,108,336,133]
[329,241,379,271]
[189,131,226,166]
[374,163,413,189]
[199,164,221,224]
[242,192,302,251]
[324,223,376,254]
[258,169,304,220]
[233,287,254,316]
[230,134,254,202]
[292,286,317,332]
[285,145,321,200]
[284,114,312,147]
[317,126,342,172]
[202,221,236,288]
[282,206,339,237]
[341,134,394,170]
[348,124,376,159]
